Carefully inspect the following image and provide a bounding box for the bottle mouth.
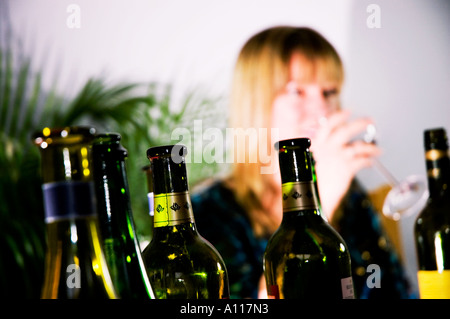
[94,133,121,145]
[147,144,188,161]
[275,138,311,151]
[424,128,448,151]
[33,126,97,148]
[92,133,127,158]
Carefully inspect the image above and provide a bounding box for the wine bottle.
[33,126,117,299]
[142,144,230,299]
[92,133,155,299]
[264,138,355,299]
[414,128,450,299]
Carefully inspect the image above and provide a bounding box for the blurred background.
[1,0,449,297]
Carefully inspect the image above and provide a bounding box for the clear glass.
[361,124,428,221]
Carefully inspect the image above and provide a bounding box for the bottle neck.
[279,144,313,184]
[151,155,195,228]
[278,142,321,217]
[34,127,96,184]
[92,141,131,213]
[152,155,189,194]
[34,128,97,222]
[426,150,450,199]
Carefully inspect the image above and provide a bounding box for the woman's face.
[271,53,340,143]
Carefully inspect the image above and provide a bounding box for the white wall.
[5,0,450,294]
[344,0,450,291]
[346,0,450,188]
[5,0,353,104]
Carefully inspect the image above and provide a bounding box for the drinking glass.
[361,124,429,221]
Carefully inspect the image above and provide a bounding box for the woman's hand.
[311,110,381,221]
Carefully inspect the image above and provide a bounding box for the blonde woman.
[192,26,414,299]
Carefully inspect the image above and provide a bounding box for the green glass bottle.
[264,138,355,299]
[33,126,117,299]
[414,128,450,299]
[92,133,155,299]
[142,144,230,299]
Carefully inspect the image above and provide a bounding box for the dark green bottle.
[414,128,450,298]
[142,144,230,299]
[92,133,155,299]
[264,138,355,299]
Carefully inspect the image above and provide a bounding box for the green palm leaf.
[0,30,226,299]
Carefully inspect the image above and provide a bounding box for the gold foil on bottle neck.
[281,181,319,212]
[426,149,449,161]
[153,191,194,227]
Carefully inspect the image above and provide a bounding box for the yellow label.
[281,181,319,212]
[417,270,450,299]
[153,191,194,228]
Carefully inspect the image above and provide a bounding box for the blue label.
[43,181,97,222]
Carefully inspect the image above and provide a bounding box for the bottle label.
[267,285,279,299]
[341,276,355,299]
[153,191,194,228]
[43,181,97,223]
[417,270,450,299]
[426,149,448,161]
[282,181,319,212]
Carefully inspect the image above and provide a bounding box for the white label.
[147,192,154,216]
[341,276,355,299]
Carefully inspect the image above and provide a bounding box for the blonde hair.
[227,26,344,237]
